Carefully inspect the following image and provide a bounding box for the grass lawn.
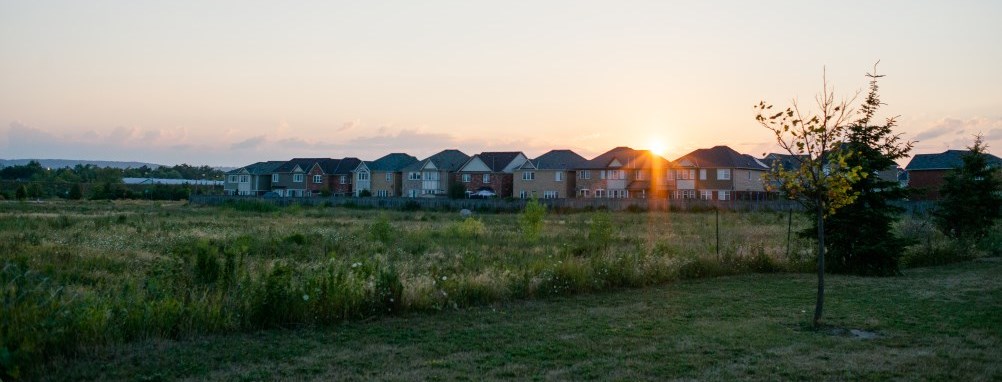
[41,258,1001,381]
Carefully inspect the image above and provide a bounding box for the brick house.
[271,158,324,197]
[575,147,672,199]
[402,149,470,197]
[905,149,1002,200]
[354,153,418,197]
[456,152,528,198]
[513,149,586,199]
[224,161,285,196]
[673,146,770,200]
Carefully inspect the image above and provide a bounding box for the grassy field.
[41,258,1002,381]
[0,200,992,379]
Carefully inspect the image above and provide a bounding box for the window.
[313,175,322,184]
[408,172,421,180]
[408,189,418,197]
[634,170,643,180]
[376,190,389,197]
[700,190,712,200]
[483,174,490,183]
[386,173,392,182]
[600,170,606,180]
[462,174,471,183]
[747,171,752,180]
[595,189,605,198]
[579,170,591,180]
[717,169,731,180]
[522,172,535,181]
[272,174,279,183]
[580,189,590,197]
[228,175,237,183]
[357,171,369,181]
[555,172,563,181]
[608,170,624,180]
[699,169,707,180]
[719,190,731,200]
[240,175,249,183]
[340,175,348,184]
[519,190,528,199]
[543,191,557,199]
[293,174,304,183]
[666,169,675,180]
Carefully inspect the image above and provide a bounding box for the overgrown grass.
[0,200,984,379]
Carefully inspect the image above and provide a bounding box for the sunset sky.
[2,1,1000,167]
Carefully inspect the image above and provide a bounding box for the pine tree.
[933,135,1002,243]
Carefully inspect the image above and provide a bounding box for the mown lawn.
[41,258,1001,381]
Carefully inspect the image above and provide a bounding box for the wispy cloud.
[231,135,267,150]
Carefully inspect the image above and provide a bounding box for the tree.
[756,70,863,328]
[448,183,467,199]
[520,197,546,241]
[810,65,915,276]
[933,135,1002,244]
[15,185,28,200]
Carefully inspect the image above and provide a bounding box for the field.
[0,200,994,379]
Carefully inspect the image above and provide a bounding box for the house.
[456,151,529,198]
[355,153,418,197]
[513,149,586,199]
[904,149,1002,200]
[673,146,770,200]
[271,158,324,197]
[575,147,673,199]
[308,157,362,197]
[401,149,470,197]
[223,161,285,196]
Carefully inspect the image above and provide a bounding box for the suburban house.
[308,157,362,197]
[456,151,529,198]
[354,153,418,197]
[904,149,1002,200]
[224,161,285,196]
[401,149,470,197]
[513,149,586,199]
[673,146,770,200]
[575,147,672,199]
[271,158,324,197]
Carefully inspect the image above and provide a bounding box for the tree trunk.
[814,201,825,328]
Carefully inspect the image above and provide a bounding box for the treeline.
[0,161,224,183]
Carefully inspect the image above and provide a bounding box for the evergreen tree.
[68,183,83,200]
[812,66,915,276]
[15,185,28,200]
[933,135,1002,243]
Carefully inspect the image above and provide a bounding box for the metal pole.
[715,207,720,259]
[786,206,793,259]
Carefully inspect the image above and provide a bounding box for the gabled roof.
[761,153,807,171]
[316,157,362,175]
[460,151,527,172]
[369,153,419,172]
[673,146,768,170]
[402,149,469,172]
[579,147,670,170]
[520,149,587,170]
[905,150,1002,171]
[274,158,325,173]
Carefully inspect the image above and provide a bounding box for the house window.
[240,175,249,183]
[634,170,643,180]
[580,189,590,197]
[719,191,731,200]
[600,170,606,180]
[358,172,369,181]
[340,175,348,184]
[700,190,712,200]
[293,174,304,183]
[483,174,490,183]
[523,172,535,181]
[408,172,421,180]
[555,172,563,181]
[717,169,731,180]
[408,189,418,197]
[747,171,752,180]
[462,174,471,183]
[272,174,279,183]
[699,169,707,180]
[543,191,557,199]
[313,175,322,184]
[579,170,591,180]
[666,170,674,180]
[595,189,605,198]
[386,173,392,182]
[376,190,389,197]
[228,175,237,183]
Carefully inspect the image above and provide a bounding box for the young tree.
[756,70,863,328]
[811,66,915,276]
[933,135,1002,244]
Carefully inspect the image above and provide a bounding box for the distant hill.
[0,159,164,169]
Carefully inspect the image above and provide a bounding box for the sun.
[649,140,667,157]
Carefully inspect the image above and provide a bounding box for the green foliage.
[520,198,546,241]
[15,185,27,200]
[933,135,1002,243]
[68,183,83,200]
[588,211,613,249]
[811,67,915,276]
[358,189,372,198]
[449,218,486,238]
[222,199,279,213]
[370,214,394,244]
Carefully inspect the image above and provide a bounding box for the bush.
[370,215,394,244]
[589,212,613,249]
[449,218,486,239]
[520,198,546,241]
[401,200,422,212]
[448,183,467,199]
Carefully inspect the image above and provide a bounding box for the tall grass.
[0,200,971,378]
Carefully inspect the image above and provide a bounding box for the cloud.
[986,128,1002,140]
[914,119,963,141]
[231,135,267,150]
[336,119,360,133]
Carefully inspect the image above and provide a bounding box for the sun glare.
[649,140,667,157]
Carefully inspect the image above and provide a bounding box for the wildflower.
[351,262,361,268]
[441,276,448,281]
[302,294,310,301]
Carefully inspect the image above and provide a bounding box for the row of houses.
[224,145,1001,201]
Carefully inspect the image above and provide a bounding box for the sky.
[1,1,1000,167]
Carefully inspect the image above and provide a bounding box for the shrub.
[370,215,394,244]
[520,198,546,241]
[401,200,422,212]
[589,212,613,249]
[449,218,486,239]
